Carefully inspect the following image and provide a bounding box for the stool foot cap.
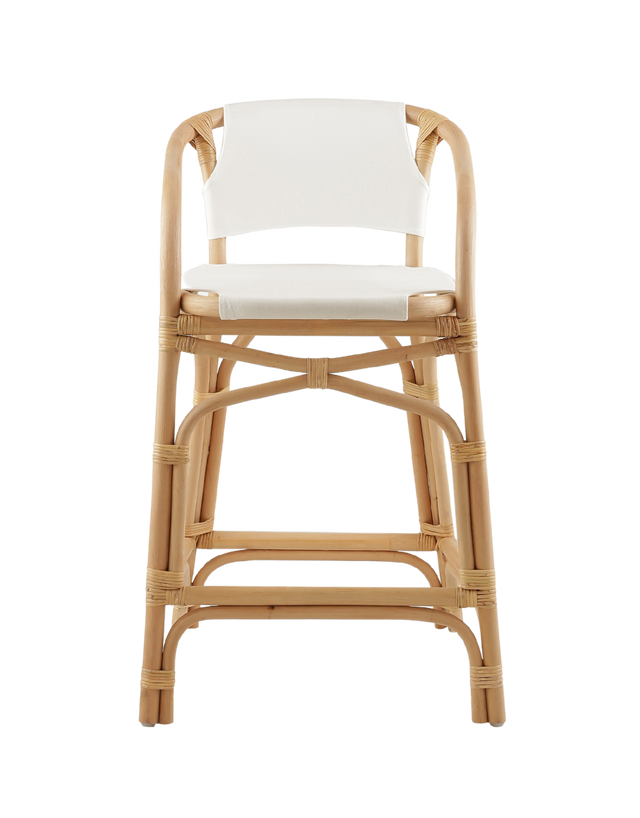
[490,722,505,728]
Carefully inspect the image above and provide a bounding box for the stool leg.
[200,336,254,524]
[416,355,465,627]
[193,347,220,522]
[380,337,433,528]
[180,338,254,632]
[456,349,506,725]
[140,349,180,726]
[173,349,218,627]
[409,347,445,629]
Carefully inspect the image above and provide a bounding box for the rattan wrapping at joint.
[415,109,448,165]
[177,314,202,336]
[141,668,175,690]
[470,665,503,689]
[420,521,455,538]
[146,568,185,590]
[450,441,486,463]
[403,381,439,401]
[434,316,460,337]
[196,531,215,549]
[307,358,329,389]
[456,588,478,608]
[433,338,458,357]
[416,533,437,551]
[459,568,496,589]
[185,518,214,538]
[176,335,197,354]
[153,444,190,465]
[187,112,217,149]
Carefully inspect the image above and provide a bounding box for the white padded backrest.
[202,99,429,239]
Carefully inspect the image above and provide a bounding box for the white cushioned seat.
[183,263,455,321]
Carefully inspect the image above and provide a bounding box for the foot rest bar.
[198,531,427,551]
[181,586,473,607]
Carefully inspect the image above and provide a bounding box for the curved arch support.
[175,373,464,450]
[190,548,447,631]
[167,374,476,577]
[192,549,441,588]
[157,605,487,725]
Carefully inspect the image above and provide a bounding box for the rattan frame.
[139,103,505,727]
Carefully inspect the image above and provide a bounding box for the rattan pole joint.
[456,588,478,607]
[159,316,179,351]
[145,567,186,606]
[196,531,215,549]
[152,443,190,465]
[307,358,329,388]
[185,518,214,538]
[470,665,503,689]
[176,335,198,354]
[417,521,455,550]
[416,534,438,551]
[403,381,439,401]
[140,668,176,690]
[459,568,497,607]
[177,314,203,336]
[185,518,216,548]
[450,441,487,463]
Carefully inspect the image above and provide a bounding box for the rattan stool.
[140,100,505,726]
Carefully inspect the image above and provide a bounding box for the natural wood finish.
[209,238,226,264]
[438,537,461,572]
[168,536,196,625]
[445,561,460,587]
[405,235,423,268]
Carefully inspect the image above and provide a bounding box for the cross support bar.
[174,335,447,372]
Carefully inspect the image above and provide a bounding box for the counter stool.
[140,99,505,726]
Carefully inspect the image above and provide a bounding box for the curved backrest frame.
[158,104,476,321]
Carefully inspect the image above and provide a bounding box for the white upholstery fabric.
[203,99,429,239]
[183,264,455,320]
